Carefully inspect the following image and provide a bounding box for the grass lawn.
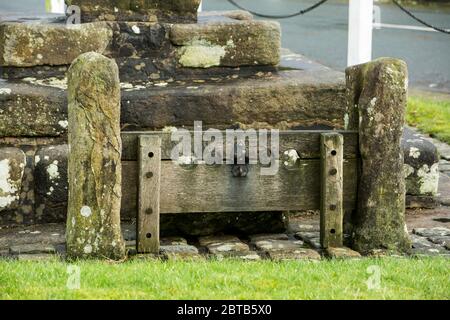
[0,257,448,300]
[407,92,450,144]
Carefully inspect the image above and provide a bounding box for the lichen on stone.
[178,39,229,68]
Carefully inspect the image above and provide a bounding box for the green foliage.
[407,94,450,144]
[0,258,448,299]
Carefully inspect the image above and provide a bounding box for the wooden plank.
[137,136,161,254]
[121,130,359,161]
[320,133,344,248]
[121,159,358,217]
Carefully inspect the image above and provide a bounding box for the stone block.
[402,127,440,196]
[267,248,321,261]
[170,21,281,67]
[65,0,201,23]
[325,247,361,259]
[0,147,26,212]
[34,145,69,223]
[0,22,112,67]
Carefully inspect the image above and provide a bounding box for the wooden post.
[347,0,373,66]
[320,133,344,248]
[138,135,161,253]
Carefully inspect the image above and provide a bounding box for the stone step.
[0,67,348,137]
[0,14,280,71]
[65,0,201,23]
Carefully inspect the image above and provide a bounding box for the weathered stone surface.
[403,127,440,196]
[347,58,411,254]
[34,145,68,223]
[66,52,125,260]
[267,248,321,261]
[170,21,281,67]
[253,239,304,252]
[159,244,202,260]
[9,243,56,254]
[199,10,253,21]
[199,235,250,257]
[198,235,240,247]
[160,237,188,246]
[0,22,112,67]
[249,233,289,243]
[0,148,25,212]
[0,61,348,137]
[65,0,201,23]
[294,231,320,241]
[413,227,450,237]
[0,223,65,249]
[0,81,67,137]
[325,247,361,259]
[410,234,447,256]
[427,236,450,247]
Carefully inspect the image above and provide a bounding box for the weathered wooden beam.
[121,130,359,161]
[137,136,161,254]
[320,133,344,248]
[121,159,358,217]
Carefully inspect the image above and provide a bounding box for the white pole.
[347,0,373,67]
[46,0,66,14]
[198,0,203,12]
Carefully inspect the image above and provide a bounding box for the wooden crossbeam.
[137,135,161,254]
[320,133,344,248]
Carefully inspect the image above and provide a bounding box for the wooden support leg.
[137,135,161,254]
[320,133,344,248]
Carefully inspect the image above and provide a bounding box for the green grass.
[407,93,450,144]
[0,258,448,300]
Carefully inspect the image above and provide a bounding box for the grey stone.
[253,240,304,252]
[267,248,321,261]
[0,22,113,67]
[427,236,450,247]
[249,233,289,243]
[65,0,201,23]
[325,247,361,259]
[160,237,188,246]
[0,81,67,137]
[306,238,321,249]
[402,127,440,196]
[9,243,56,254]
[0,147,26,212]
[199,235,250,256]
[347,58,411,254]
[288,223,320,233]
[170,20,281,67]
[160,244,198,254]
[413,227,450,237]
[66,52,125,260]
[294,231,320,241]
[34,145,68,223]
[198,235,240,247]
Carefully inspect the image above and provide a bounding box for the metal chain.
[392,0,450,34]
[226,0,329,19]
[226,0,449,35]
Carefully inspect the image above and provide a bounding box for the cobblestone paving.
[1,221,449,261]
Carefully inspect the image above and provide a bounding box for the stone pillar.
[346,57,411,254]
[66,52,125,260]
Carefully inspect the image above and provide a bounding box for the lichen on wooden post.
[66,52,125,260]
[346,57,411,254]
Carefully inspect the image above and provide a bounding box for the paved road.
[1,0,449,91]
[205,0,450,92]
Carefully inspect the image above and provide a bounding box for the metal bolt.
[329,204,337,211]
[329,168,338,176]
[232,165,249,177]
[146,172,153,178]
[145,208,153,215]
